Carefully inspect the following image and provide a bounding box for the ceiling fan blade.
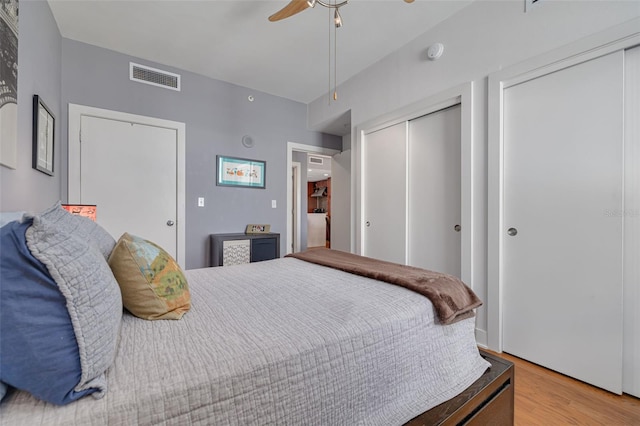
[269,0,311,22]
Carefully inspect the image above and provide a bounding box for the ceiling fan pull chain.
[328,4,332,105]
[334,14,338,101]
[327,8,335,105]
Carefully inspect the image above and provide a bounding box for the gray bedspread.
[0,258,489,425]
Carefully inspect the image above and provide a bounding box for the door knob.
[167,220,175,226]
[507,227,517,236]
[454,224,461,232]
[366,221,371,227]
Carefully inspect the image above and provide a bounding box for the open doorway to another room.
[287,142,342,255]
[291,151,332,251]
[306,154,332,249]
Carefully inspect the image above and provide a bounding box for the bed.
[0,205,513,425]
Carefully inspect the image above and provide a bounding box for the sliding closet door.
[362,122,406,263]
[407,105,461,277]
[502,51,624,393]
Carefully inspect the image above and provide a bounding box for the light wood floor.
[485,350,640,425]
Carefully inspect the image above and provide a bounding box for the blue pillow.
[25,204,122,400]
[0,220,95,405]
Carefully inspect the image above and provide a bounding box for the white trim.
[68,104,186,267]
[353,82,474,288]
[292,161,301,253]
[403,121,409,265]
[475,329,488,349]
[286,142,340,254]
[487,18,640,352]
[623,44,640,398]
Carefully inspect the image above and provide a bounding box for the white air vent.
[309,156,324,165]
[130,62,181,91]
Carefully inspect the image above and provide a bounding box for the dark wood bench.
[406,350,515,425]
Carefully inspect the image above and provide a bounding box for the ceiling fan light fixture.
[334,8,343,28]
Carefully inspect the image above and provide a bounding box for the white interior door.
[407,105,461,276]
[79,116,179,259]
[362,122,406,263]
[502,51,624,393]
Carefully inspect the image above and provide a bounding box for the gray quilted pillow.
[26,202,117,259]
[25,204,122,398]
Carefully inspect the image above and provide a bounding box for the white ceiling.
[306,154,332,182]
[48,0,473,107]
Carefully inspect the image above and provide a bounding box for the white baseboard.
[475,328,488,349]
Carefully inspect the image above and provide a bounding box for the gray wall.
[330,145,350,252]
[0,1,62,212]
[0,1,341,269]
[307,0,640,345]
[57,40,340,269]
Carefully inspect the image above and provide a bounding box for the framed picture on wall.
[0,0,19,170]
[216,155,266,189]
[32,95,55,176]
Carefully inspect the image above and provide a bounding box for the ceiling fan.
[269,0,415,23]
[268,0,415,101]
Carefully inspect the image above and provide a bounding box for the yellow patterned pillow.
[108,233,190,320]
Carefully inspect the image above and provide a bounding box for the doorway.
[306,153,332,249]
[286,142,340,254]
[501,51,623,393]
[488,37,640,395]
[360,104,462,275]
[355,82,473,285]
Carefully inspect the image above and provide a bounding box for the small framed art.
[32,95,55,176]
[217,155,265,189]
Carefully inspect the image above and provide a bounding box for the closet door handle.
[167,220,175,227]
[507,227,518,236]
[366,221,371,227]
[454,224,461,232]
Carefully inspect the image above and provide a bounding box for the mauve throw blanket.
[287,249,482,324]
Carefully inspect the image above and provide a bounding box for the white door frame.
[291,161,301,252]
[286,142,340,254]
[353,82,474,287]
[623,45,640,398]
[487,19,640,352]
[68,104,186,267]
